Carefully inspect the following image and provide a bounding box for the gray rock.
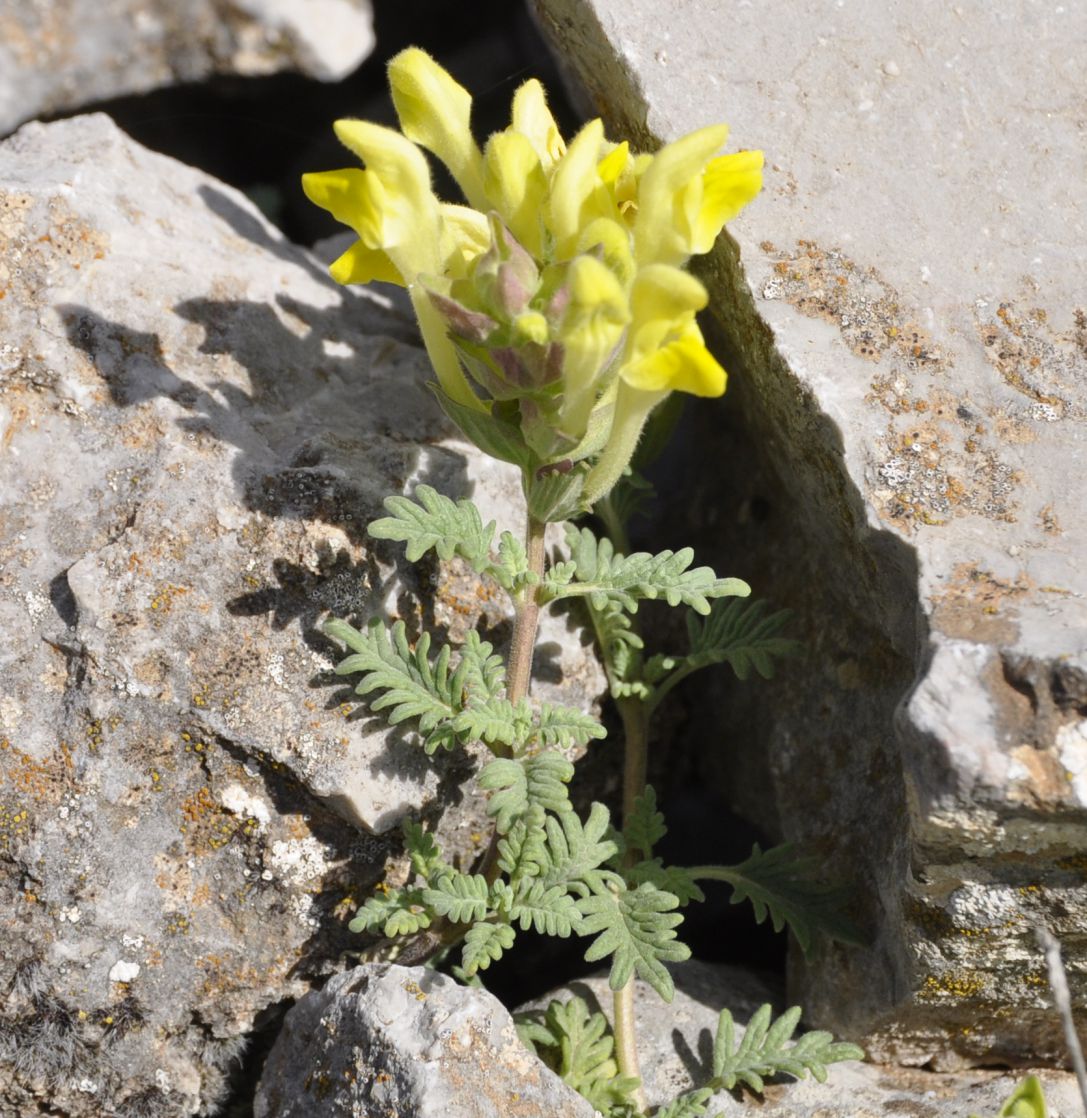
[533,0,1087,1067]
[254,963,597,1118]
[536,962,1085,1117]
[0,0,374,136]
[0,113,602,1115]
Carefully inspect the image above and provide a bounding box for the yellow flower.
[303,47,763,507]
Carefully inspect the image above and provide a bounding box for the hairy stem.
[614,696,650,1114]
[505,515,547,707]
[477,514,547,888]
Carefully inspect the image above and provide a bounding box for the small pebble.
[883,59,901,76]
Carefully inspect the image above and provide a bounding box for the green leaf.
[421,873,490,924]
[666,598,799,683]
[327,619,509,755]
[532,702,608,749]
[527,463,588,523]
[543,525,749,615]
[584,592,646,699]
[327,618,460,753]
[578,880,690,1002]
[510,878,580,936]
[515,996,641,1115]
[431,383,535,468]
[496,808,548,878]
[537,802,619,897]
[696,843,864,955]
[349,886,431,938]
[625,859,705,907]
[462,921,516,974]
[710,1004,864,1093]
[494,531,534,592]
[402,820,447,880]
[479,752,575,834]
[653,1089,715,1118]
[454,696,534,751]
[369,485,495,568]
[624,786,666,860]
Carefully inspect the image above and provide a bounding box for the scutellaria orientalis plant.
[305,47,865,1116]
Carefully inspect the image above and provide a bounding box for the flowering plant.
[304,47,762,515]
[306,49,861,1117]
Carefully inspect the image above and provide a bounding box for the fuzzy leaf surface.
[710,1004,864,1093]
[578,880,690,1001]
[462,921,516,974]
[421,872,490,924]
[515,996,641,1115]
[369,485,495,569]
[542,525,749,615]
[536,802,619,897]
[699,843,863,955]
[479,752,574,834]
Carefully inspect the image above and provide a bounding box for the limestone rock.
[254,963,597,1118]
[533,0,1087,1066]
[534,962,1084,1117]
[0,113,603,1115]
[0,0,374,136]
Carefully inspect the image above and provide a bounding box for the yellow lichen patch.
[929,564,1032,645]
[918,972,986,1001]
[149,581,190,614]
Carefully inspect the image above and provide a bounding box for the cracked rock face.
[0,113,603,1115]
[534,0,1087,1067]
[254,963,597,1117]
[0,0,375,136]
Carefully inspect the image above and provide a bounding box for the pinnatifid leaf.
[421,872,490,924]
[537,802,619,897]
[515,996,641,1115]
[683,598,799,682]
[510,878,580,936]
[625,859,705,907]
[696,843,864,955]
[369,485,495,569]
[578,880,690,1002]
[653,1089,715,1118]
[542,525,749,615]
[349,886,431,938]
[402,820,447,880]
[462,921,516,974]
[710,1004,864,1093]
[480,752,575,834]
[624,786,666,860]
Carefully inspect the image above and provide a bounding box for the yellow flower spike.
[691,149,765,253]
[511,79,566,170]
[301,168,387,248]
[575,216,635,288]
[329,241,404,286]
[387,48,487,212]
[483,131,547,257]
[333,119,442,276]
[633,123,730,266]
[549,118,610,260]
[628,264,707,348]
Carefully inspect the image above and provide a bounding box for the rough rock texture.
[0,0,374,136]
[533,0,1087,1067]
[0,113,602,1115]
[538,962,1084,1116]
[254,963,597,1117]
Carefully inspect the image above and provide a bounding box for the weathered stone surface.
[538,962,1084,1116]
[534,0,1087,1067]
[254,963,597,1117]
[0,0,374,136]
[0,113,602,1115]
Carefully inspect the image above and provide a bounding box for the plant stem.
[614,695,650,1114]
[505,514,547,707]
[477,513,547,888]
